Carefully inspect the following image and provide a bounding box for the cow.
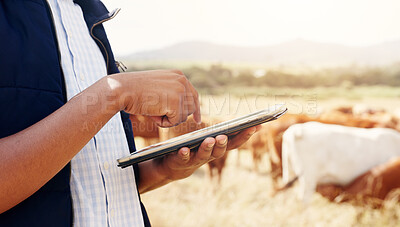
[317,110,379,128]
[281,121,400,203]
[317,157,400,207]
[265,114,312,184]
[267,110,391,187]
[333,106,353,115]
[235,141,250,167]
[248,127,269,172]
[352,104,385,117]
[235,126,269,172]
[331,105,398,130]
[357,111,399,130]
[207,150,230,185]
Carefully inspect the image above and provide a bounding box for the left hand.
[154,125,262,181]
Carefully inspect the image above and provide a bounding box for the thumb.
[149,116,174,128]
[149,116,162,125]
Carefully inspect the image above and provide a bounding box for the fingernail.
[182,149,189,156]
[218,138,227,145]
[207,142,215,148]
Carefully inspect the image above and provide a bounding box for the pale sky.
[101,0,400,56]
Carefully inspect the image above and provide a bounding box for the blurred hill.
[125,39,400,67]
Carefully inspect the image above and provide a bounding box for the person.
[0,0,260,226]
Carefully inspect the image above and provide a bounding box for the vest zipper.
[90,8,121,73]
[115,60,127,72]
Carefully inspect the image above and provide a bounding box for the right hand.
[108,70,201,127]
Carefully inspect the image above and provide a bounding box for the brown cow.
[333,106,353,115]
[359,112,399,130]
[248,126,269,172]
[235,128,267,172]
[318,110,380,128]
[207,151,230,185]
[235,141,250,167]
[236,125,280,174]
[317,157,400,207]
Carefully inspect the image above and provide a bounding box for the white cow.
[282,121,400,203]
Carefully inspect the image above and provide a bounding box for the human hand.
[107,70,200,127]
[154,125,262,181]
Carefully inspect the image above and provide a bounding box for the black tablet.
[117,104,287,168]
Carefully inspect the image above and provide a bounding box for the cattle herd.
[131,105,400,208]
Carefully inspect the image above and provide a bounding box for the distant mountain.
[125,39,400,67]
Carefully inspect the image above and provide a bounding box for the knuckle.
[193,89,199,99]
[171,69,184,75]
[180,155,190,163]
[174,83,186,93]
[186,92,196,101]
[176,75,188,83]
[213,151,225,159]
[215,142,227,149]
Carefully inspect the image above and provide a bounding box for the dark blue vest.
[0,0,150,226]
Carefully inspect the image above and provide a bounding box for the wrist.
[105,73,142,115]
[101,74,127,113]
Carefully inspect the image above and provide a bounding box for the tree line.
[128,63,400,89]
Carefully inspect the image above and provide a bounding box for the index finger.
[184,79,201,124]
[193,95,201,124]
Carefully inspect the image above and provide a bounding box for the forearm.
[0,76,121,213]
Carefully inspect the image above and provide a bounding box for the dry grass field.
[138,95,400,227]
[141,150,400,227]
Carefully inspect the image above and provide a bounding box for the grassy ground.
[140,149,400,227]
